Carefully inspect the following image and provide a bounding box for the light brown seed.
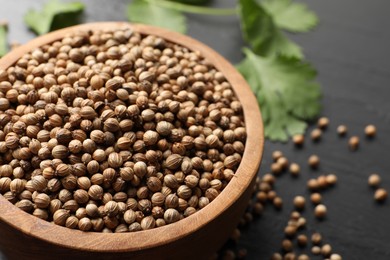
[317,117,329,129]
[272,150,283,161]
[348,136,359,151]
[330,253,343,260]
[314,204,327,219]
[289,163,300,176]
[311,232,322,245]
[311,128,322,141]
[321,244,332,257]
[368,173,381,187]
[374,188,387,202]
[326,174,338,185]
[293,196,305,210]
[364,124,376,138]
[337,125,347,136]
[308,155,320,169]
[310,193,322,204]
[293,134,304,146]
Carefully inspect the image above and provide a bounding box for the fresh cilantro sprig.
[237,48,321,141]
[0,21,8,57]
[24,0,84,35]
[126,0,321,141]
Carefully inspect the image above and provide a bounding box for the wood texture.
[0,22,263,259]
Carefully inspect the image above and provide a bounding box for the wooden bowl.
[0,22,263,260]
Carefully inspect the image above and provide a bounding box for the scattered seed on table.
[310,193,322,204]
[311,128,322,141]
[256,191,267,203]
[268,190,278,200]
[282,239,293,252]
[326,174,338,185]
[297,254,310,260]
[272,150,283,161]
[374,188,388,202]
[364,124,376,138]
[237,248,247,259]
[253,202,264,216]
[311,232,322,245]
[273,197,283,209]
[297,234,308,247]
[271,163,283,175]
[230,228,241,242]
[349,136,360,151]
[297,217,307,228]
[289,163,300,177]
[284,252,296,260]
[293,134,305,146]
[271,252,283,260]
[317,175,328,189]
[318,117,330,129]
[290,211,301,220]
[321,244,332,257]
[308,155,320,169]
[314,204,327,219]
[337,125,348,136]
[307,179,320,191]
[263,173,275,185]
[222,250,235,260]
[368,173,381,187]
[284,225,298,237]
[293,196,306,210]
[312,246,321,255]
[277,157,289,169]
[330,253,343,260]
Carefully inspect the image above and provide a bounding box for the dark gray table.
[1,0,390,259]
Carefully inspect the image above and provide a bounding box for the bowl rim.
[0,22,264,252]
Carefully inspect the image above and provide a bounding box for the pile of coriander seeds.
[0,28,246,232]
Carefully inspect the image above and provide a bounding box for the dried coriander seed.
[289,163,300,177]
[368,173,381,187]
[364,124,376,138]
[308,155,320,169]
[348,136,359,151]
[317,117,329,129]
[310,193,322,204]
[293,196,305,210]
[311,232,322,244]
[292,134,304,146]
[374,188,387,202]
[337,125,347,136]
[314,204,327,219]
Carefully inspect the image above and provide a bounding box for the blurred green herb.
[127,0,187,33]
[0,21,8,57]
[261,0,319,33]
[24,0,84,35]
[239,0,303,59]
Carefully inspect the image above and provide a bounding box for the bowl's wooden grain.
[0,22,263,260]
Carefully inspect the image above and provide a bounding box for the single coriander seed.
[374,188,387,202]
[348,136,359,151]
[364,124,376,138]
[314,204,327,219]
[368,173,381,187]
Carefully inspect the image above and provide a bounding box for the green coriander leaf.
[24,0,84,35]
[239,0,303,59]
[261,0,319,33]
[127,0,187,34]
[237,48,321,141]
[0,22,8,57]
